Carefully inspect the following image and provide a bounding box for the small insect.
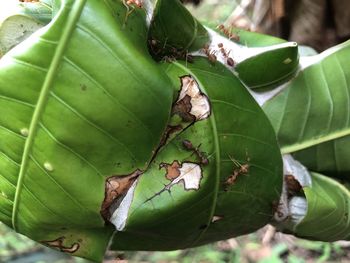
[126,0,143,8]
[217,24,240,42]
[226,57,235,67]
[202,44,217,64]
[122,0,144,26]
[224,155,249,190]
[217,43,235,67]
[182,140,209,165]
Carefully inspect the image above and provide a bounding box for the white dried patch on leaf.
[110,179,138,231]
[172,162,203,190]
[283,154,312,187]
[274,155,310,224]
[288,196,307,225]
[177,76,211,121]
[212,215,223,223]
[161,161,203,191]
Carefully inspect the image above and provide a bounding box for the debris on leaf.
[172,76,211,122]
[42,237,80,253]
[101,170,142,221]
[212,215,224,223]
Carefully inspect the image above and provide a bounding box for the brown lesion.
[172,76,211,123]
[285,174,302,194]
[42,237,80,253]
[100,169,143,221]
[172,94,195,122]
[160,160,181,180]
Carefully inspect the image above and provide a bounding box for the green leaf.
[235,42,299,90]
[290,172,350,241]
[229,28,287,47]
[262,40,350,176]
[0,0,173,261]
[148,0,209,59]
[110,57,282,250]
[0,0,53,58]
[18,0,53,24]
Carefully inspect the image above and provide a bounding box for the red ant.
[217,43,235,67]
[182,140,209,165]
[202,44,217,64]
[122,0,144,27]
[217,24,240,42]
[224,155,249,190]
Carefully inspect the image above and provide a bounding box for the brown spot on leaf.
[101,170,143,221]
[172,76,211,122]
[160,161,181,180]
[172,95,194,122]
[42,237,80,253]
[285,174,302,194]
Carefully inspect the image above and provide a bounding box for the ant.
[223,155,249,190]
[217,43,235,67]
[217,24,240,42]
[202,44,217,64]
[122,0,143,27]
[182,140,209,165]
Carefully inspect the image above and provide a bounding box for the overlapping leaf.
[263,40,350,178]
[110,57,282,251]
[0,0,173,260]
[287,172,350,241]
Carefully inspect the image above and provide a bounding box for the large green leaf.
[262,40,350,178]
[286,172,350,241]
[110,57,282,250]
[0,0,173,261]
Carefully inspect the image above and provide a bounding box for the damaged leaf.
[110,57,282,251]
[0,0,173,261]
[43,236,80,253]
[173,75,211,121]
[101,169,142,221]
[161,161,203,190]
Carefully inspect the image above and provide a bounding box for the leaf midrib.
[170,62,221,246]
[12,0,87,230]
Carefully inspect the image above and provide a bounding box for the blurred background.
[2,0,350,262]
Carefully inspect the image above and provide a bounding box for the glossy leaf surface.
[235,42,299,90]
[290,172,350,241]
[111,57,282,250]
[0,0,173,260]
[263,40,350,177]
